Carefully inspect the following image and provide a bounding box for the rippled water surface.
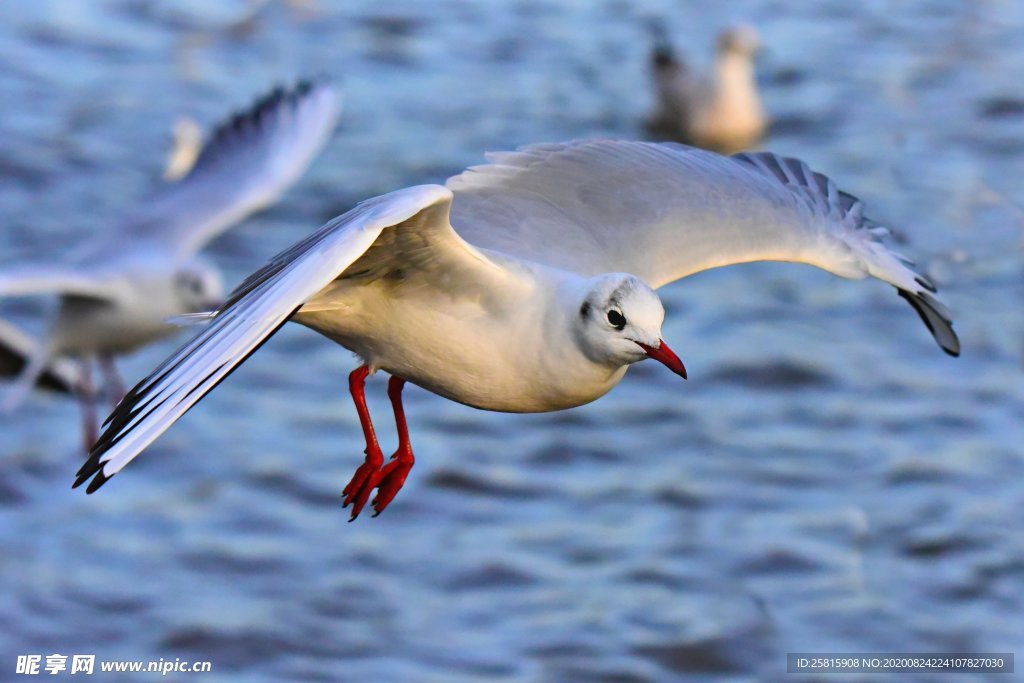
[1,1,1023,681]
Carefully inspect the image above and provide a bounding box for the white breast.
[293,262,627,413]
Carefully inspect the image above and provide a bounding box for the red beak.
[636,339,687,379]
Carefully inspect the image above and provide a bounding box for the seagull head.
[717,24,760,58]
[173,258,225,313]
[576,273,686,380]
[646,18,677,69]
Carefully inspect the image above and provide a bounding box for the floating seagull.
[647,23,766,153]
[74,140,959,518]
[0,79,341,451]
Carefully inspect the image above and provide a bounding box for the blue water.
[1,1,1022,681]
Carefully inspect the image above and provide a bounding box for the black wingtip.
[72,440,116,493]
[84,469,112,494]
[196,78,332,174]
[898,288,960,357]
[0,336,76,395]
[914,275,938,293]
[72,459,113,494]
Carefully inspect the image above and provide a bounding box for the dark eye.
[607,309,626,330]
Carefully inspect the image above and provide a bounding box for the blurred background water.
[1,0,1022,681]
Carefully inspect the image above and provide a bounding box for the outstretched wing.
[0,264,121,301]
[74,184,496,492]
[103,78,341,260]
[447,139,959,356]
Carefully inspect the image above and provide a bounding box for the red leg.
[371,376,415,516]
[76,359,98,454]
[341,365,384,520]
[99,353,125,410]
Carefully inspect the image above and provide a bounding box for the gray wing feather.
[448,140,862,284]
[0,264,121,301]
[447,139,958,355]
[73,185,453,492]
[733,151,958,356]
[99,79,341,260]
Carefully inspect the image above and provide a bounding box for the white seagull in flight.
[73,140,959,519]
[0,79,341,451]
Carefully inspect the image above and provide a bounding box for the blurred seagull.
[0,79,341,451]
[648,23,766,153]
[74,140,959,518]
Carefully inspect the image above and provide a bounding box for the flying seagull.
[647,23,766,153]
[0,79,341,451]
[73,140,959,519]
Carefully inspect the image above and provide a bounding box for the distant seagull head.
[575,273,686,379]
[646,18,678,69]
[717,24,761,58]
[173,258,224,312]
